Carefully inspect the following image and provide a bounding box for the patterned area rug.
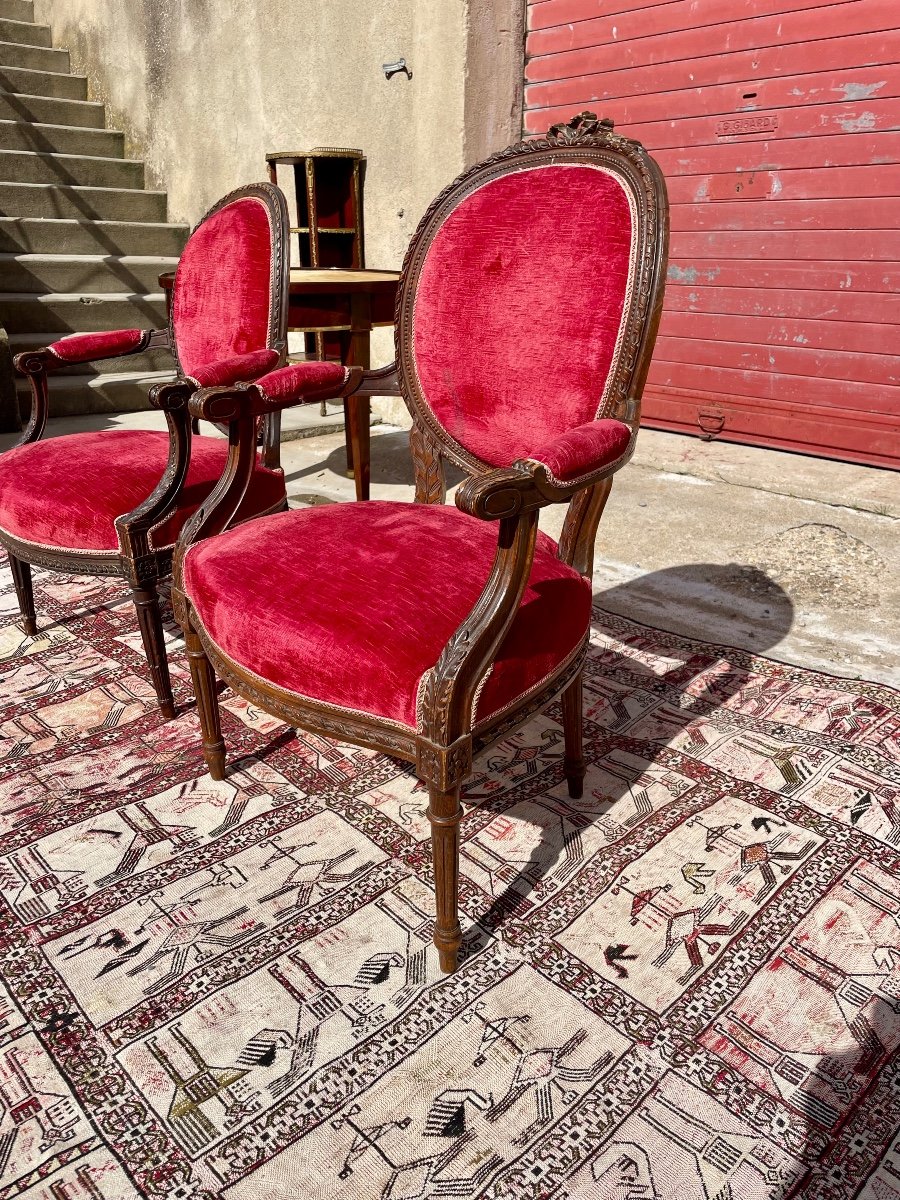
[0,554,899,1200]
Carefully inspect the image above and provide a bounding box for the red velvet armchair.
[0,182,352,717]
[170,114,669,972]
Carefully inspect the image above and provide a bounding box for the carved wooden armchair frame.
[171,115,669,972]
[1,182,299,716]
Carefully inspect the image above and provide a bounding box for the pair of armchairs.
[1,114,668,974]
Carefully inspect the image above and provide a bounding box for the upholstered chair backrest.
[397,117,667,472]
[170,183,289,377]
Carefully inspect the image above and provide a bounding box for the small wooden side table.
[159,267,400,501]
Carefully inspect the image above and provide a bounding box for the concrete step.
[0,18,50,47]
[15,369,175,416]
[0,291,167,333]
[10,332,174,375]
[0,217,188,255]
[0,63,86,99]
[0,147,143,187]
[0,119,123,156]
[0,1,35,22]
[0,252,178,293]
[0,181,167,220]
[0,41,69,74]
[0,91,105,126]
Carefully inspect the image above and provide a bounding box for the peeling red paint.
[525,0,900,467]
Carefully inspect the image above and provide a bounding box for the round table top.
[288,268,400,289]
[158,268,399,292]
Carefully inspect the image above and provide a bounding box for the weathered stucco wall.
[33,0,523,253]
[32,0,524,402]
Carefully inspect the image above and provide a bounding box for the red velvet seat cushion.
[182,502,592,731]
[0,430,285,553]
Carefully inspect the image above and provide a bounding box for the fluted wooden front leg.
[562,669,586,800]
[427,784,462,973]
[185,627,226,780]
[9,554,37,637]
[130,584,176,719]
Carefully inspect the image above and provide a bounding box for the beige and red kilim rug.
[0,554,899,1200]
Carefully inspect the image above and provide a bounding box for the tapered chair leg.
[185,627,226,780]
[427,783,463,973]
[130,583,176,719]
[9,554,38,637]
[562,670,586,800]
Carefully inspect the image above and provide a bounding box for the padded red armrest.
[187,348,279,388]
[254,360,349,405]
[526,418,632,483]
[47,329,151,363]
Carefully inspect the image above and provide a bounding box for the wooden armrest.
[9,330,169,448]
[456,425,633,522]
[15,328,169,372]
[345,361,401,398]
[190,364,364,423]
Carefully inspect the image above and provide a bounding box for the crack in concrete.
[629,461,898,522]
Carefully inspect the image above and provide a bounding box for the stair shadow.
[0,89,176,319]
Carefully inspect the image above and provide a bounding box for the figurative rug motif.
[0,556,898,1200]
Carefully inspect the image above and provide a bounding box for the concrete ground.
[3,408,898,688]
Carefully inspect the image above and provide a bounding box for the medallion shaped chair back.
[397,115,667,566]
[168,182,290,457]
[0,181,290,718]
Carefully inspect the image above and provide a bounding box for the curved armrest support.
[172,406,259,587]
[10,349,52,446]
[11,329,171,448]
[418,509,540,781]
[172,361,362,580]
[115,379,195,574]
[344,361,401,399]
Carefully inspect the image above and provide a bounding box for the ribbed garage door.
[524,0,900,469]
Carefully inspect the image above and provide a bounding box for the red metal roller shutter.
[524,0,900,469]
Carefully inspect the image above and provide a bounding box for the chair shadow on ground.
[464,563,794,943]
[283,429,466,495]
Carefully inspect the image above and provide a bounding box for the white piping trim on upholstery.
[414,667,432,732]
[470,666,492,724]
[0,523,118,558]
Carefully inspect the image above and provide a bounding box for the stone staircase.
[0,0,187,421]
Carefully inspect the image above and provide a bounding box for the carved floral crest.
[546,111,615,144]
